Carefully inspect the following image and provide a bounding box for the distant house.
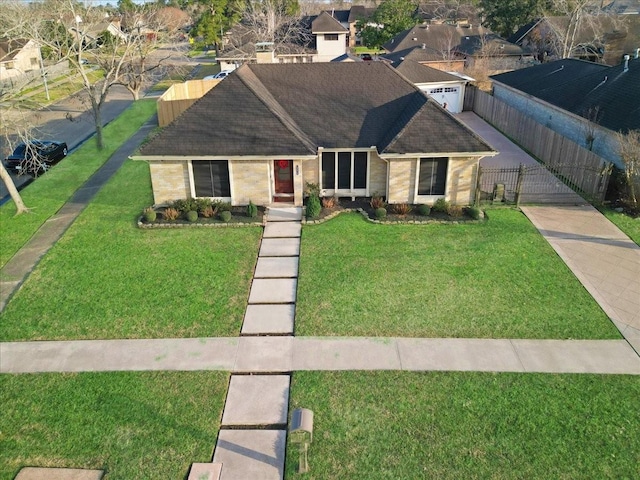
[0,38,41,80]
[509,15,640,66]
[490,57,640,167]
[394,60,471,113]
[312,11,349,62]
[132,63,495,207]
[382,23,534,73]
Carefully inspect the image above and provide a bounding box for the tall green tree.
[479,0,549,38]
[358,0,420,48]
[190,0,242,47]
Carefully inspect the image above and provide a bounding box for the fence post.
[474,164,483,206]
[515,164,525,207]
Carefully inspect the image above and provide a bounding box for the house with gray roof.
[491,56,640,167]
[132,62,495,207]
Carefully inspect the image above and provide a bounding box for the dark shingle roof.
[312,11,347,33]
[348,6,375,23]
[491,58,640,132]
[395,60,464,83]
[140,63,493,157]
[0,38,30,62]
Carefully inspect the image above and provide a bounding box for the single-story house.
[0,38,41,80]
[132,62,496,207]
[490,56,639,168]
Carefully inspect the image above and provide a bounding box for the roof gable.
[395,59,465,83]
[312,11,348,33]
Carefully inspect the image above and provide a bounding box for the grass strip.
[0,159,260,340]
[1,371,227,480]
[296,210,618,339]
[601,208,640,245]
[0,99,156,269]
[287,371,640,479]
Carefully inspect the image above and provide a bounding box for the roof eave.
[379,151,497,159]
[130,154,319,161]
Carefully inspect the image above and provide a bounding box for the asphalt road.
[0,86,134,203]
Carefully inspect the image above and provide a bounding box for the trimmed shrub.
[247,201,258,218]
[305,182,320,197]
[417,204,431,216]
[196,198,212,213]
[447,205,464,218]
[392,203,412,215]
[213,200,232,212]
[163,207,180,221]
[186,210,198,222]
[171,197,198,213]
[306,195,321,219]
[466,206,482,220]
[219,210,232,222]
[432,198,450,213]
[143,207,156,222]
[370,195,386,209]
[375,207,387,219]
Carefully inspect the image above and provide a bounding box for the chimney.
[255,42,276,64]
[623,54,630,72]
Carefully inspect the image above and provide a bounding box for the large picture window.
[193,160,231,197]
[321,151,368,192]
[418,158,447,196]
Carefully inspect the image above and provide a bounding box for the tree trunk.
[0,162,29,215]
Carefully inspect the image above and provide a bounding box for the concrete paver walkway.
[3,336,639,374]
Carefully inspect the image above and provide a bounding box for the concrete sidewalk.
[2,336,639,375]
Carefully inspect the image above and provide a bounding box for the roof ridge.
[236,66,317,154]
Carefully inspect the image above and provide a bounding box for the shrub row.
[141,198,264,223]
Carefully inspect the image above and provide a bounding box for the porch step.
[266,207,302,222]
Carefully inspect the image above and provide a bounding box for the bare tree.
[240,0,308,46]
[616,129,640,208]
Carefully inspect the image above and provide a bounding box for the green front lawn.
[286,371,640,479]
[0,159,261,341]
[1,371,227,480]
[601,208,640,245]
[296,210,618,339]
[0,99,156,270]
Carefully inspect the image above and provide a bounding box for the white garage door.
[427,86,460,113]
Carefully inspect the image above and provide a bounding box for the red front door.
[274,160,294,202]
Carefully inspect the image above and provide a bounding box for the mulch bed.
[138,205,264,228]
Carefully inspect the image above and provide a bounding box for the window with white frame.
[192,160,230,197]
[324,34,339,41]
[321,151,368,192]
[418,157,447,196]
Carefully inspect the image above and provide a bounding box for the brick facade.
[230,161,271,205]
[149,162,190,204]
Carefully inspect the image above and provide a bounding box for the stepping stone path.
[189,207,302,480]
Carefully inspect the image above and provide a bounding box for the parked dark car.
[3,140,68,176]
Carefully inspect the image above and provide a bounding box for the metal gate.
[476,163,610,206]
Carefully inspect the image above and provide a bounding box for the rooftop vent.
[623,54,630,72]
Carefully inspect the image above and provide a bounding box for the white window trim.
[413,157,450,204]
[188,160,233,203]
[318,149,371,198]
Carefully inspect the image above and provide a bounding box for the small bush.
[143,207,156,222]
[321,196,338,209]
[370,195,386,209]
[392,203,412,215]
[213,200,232,212]
[305,182,320,197]
[375,207,387,219]
[447,205,464,218]
[306,195,321,219]
[170,197,198,213]
[417,204,431,216]
[196,198,212,213]
[163,207,180,221]
[432,198,450,213]
[219,210,232,222]
[186,210,198,222]
[247,201,258,218]
[466,206,482,220]
[201,205,216,218]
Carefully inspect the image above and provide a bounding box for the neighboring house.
[509,15,640,66]
[382,23,535,73]
[394,59,471,112]
[490,57,640,167]
[323,7,376,47]
[312,11,349,62]
[0,38,41,80]
[132,63,495,207]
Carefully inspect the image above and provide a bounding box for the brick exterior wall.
[493,85,622,167]
[230,161,271,205]
[369,152,387,196]
[149,162,190,204]
[387,158,417,204]
[447,157,478,205]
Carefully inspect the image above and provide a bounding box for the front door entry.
[274,160,294,202]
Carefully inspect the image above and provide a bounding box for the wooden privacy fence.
[157,79,220,127]
[466,87,612,203]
